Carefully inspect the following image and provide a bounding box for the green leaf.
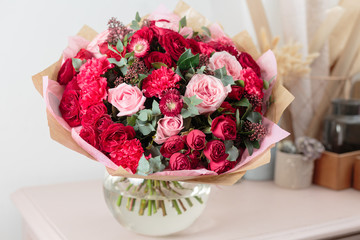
[137,154,151,176]
[177,49,194,65]
[152,100,161,115]
[202,127,212,134]
[224,140,239,161]
[207,115,213,126]
[246,112,262,123]
[241,103,253,120]
[135,12,141,22]
[252,140,260,149]
[244,139,254,156]
[187,95,203,106]
[236,109,240,129]
[120,65,128,75]
[125,51,134,59]
[263,79,269,90]
[214,66,227,79]
[175,67,185,80]
[235,80,245,87]
[233,98,250,107]
[201,26,211,37]
[138,110,151,122]
[179,16,187,29]
[130,20,140,30]
[138,122,155,135]
[221,75,234,87]
[151,62,168,69]
[178,54,199,70]
[127,115,137,126]
[71,58,84,72]
[116,40,124,53]
[108,44,121,55]
[138,73,148,81]
[181,106,199,118]
[108,58,127,67]
[196,65,206,74]
[149,156,165,173]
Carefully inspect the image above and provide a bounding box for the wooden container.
[313,150,360,190]
[354,158,360,191]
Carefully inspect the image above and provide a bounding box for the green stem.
[185,197,193,207]
[126,183,133,191]
[130,198,136,211]
[178,199,187,212]
[126,197,131,210]
[148,200,153,216]
[160,200,167,216]
[116,195,123,207]
[152,200,157,214]
[194,196,203,204]
[172,200,182,215]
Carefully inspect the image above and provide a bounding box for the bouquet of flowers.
[33,3,293,234]
[34,4,292,185]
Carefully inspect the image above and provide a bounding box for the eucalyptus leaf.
[138,73,148,81]
[127,115,137,126]
[246,112,262,123]
[138,110,151,122]
[179,16,187,28]
[136,154,151,176]
[196,65,206,74]
[221,75,234,87]
[227,145,239,162]
[149,156,165,173]
[135,12,141,22]
[201,26,211,37]
[152,100,161,115]
[120,65,128,75]
[108,44,121,55]
[130,20,140,30]
[236,109,240,129]
[108,58,126,67]
[72,58,84,72]
[244,139,254,156]
[116,40,124,53]
[138,123,155,135]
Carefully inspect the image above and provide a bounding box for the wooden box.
[354,159,360,191]
[313,150,360,190]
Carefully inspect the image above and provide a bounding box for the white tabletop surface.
[12,180,360,240]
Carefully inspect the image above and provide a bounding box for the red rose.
[228,86,245,100]
[209,159,236,174]
[169,153,191,170]
[75,48,93,60]
[211,115,237,141]
[79,126,99,149]
[81,103,108,128]
[188,150,201,169]
[109,139,144,174]
[142,66,180,98]
[144,51,174,69]
[186,129,206,150]
[207,38,240,58]
[160,135,185,158]
[220,101,236,113]
[57,58,76,85]
[186,38,201,55]
[159,30,189,61]
[59,79,81,127]
[241,68,264,99]
[238,52,261,77]
[204,140,228,163]
[132,26,154,43]
[99,42,126,61]
[95,115,112,133]
[99,123,135,153]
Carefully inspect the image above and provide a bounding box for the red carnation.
[169,153,191,170]
[159,30,189,61]
[142,66,181,98]
[144,51,174,69]
[99,123,135,153]
[109,139,144,174]
[241,68,264,99]
[211,115,237,140]
[160,135,185,158]
[159,89,183,116]
[238,52,261,77]
[57,58,76,85]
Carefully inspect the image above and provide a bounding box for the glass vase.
[103,174,211,236]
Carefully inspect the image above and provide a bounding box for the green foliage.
[116,40,124,53]
[201,26,211,37]
[224,140,239,162]
[136,155,165,176]
[108,58,127,67]
[233,98,250,107]
[178,16,187,31]
[152,100,161,115]
[214,67,234,86]
[181,95,203,119]
[135,12,141,22]
[130,20,140,30]
[246,112,262,124]
[151,62,168,69]
[72,58,85,72]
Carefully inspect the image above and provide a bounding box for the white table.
[12,180,360,240]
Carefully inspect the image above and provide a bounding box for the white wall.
[0,0,286,238]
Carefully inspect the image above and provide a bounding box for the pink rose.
[154,115,183,144]
[108,83,146,117]
[184,74,231,114]
[208,51,242,80]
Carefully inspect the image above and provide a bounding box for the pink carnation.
[142,66,180,98]
[109,139,144,174]
[241,68,264,98]
[208,51,242,80]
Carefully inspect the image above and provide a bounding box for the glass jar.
[103,174,211,236]
[323,99,360,153]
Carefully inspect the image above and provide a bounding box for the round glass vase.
[103,174,211,236]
